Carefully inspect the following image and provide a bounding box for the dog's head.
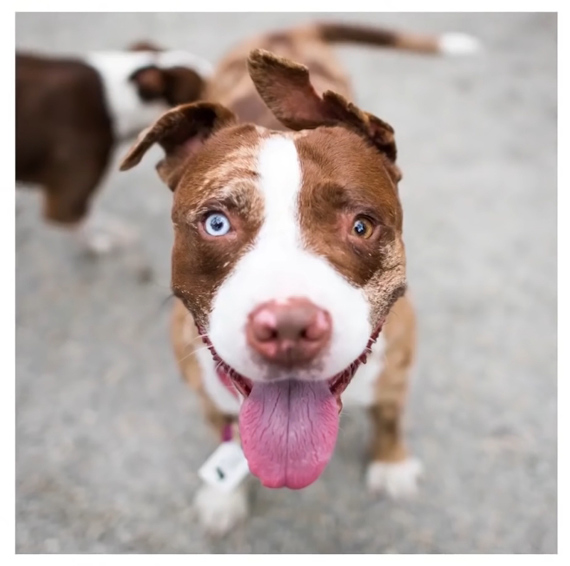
[121,49,406,490]
[88,41,213,140]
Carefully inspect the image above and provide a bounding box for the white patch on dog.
[342,335,386,407]
[85,52,169,140]
[195,345,241,415]
[208,135,371,383]
[156,50,213,78]
[366,457,423,499]
[439,33,482,55]
[193,482,248,536]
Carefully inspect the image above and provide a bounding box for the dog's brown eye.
[352,217,374,239]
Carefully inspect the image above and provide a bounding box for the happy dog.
[121,22,479,534]
[16,44,211,251]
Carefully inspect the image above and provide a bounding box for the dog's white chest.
[342,336,385,408]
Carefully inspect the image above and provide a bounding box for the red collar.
[217,367,239,398]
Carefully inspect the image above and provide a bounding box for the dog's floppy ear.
[247,49,401,183]
[130,66,205,106]
[129,66,167,101]
[119,102,236,189]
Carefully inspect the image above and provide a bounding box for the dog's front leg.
[365,326,423,501]
[366,399,423,499]
[194,419,250,537]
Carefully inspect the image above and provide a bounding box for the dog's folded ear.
[119,102,236,189]
[129,66,168,101]
[247,49,401,183]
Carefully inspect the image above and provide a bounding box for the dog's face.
[121,50,406,490]
[89,41,213,141]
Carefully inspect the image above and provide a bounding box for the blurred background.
[15,13,556,553]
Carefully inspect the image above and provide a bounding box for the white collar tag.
[198,441,249,493]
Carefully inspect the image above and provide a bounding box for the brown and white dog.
[121,22,479,534]
[16,44,212,253]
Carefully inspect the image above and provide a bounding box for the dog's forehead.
[293,128,400,210]
[173,124,265,209]
[174,124,400,232]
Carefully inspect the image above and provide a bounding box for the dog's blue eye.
[204,212,231,236]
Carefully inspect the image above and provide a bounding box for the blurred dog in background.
[16,43,212,254]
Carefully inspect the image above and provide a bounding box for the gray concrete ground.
[15,13,557,553]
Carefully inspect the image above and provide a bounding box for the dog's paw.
[366,457,423,499]
[76,213,138,256]
[439,33,482,56]
[193,483,249,537]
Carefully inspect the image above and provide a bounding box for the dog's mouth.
[198,324,383,490]
[199,325,383,402]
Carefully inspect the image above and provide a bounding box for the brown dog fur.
[16,54,114,224]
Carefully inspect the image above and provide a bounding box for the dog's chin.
[197,323,384,408]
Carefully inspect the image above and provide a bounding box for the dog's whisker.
[176,351,194,364]
[193,344,213,355]
[177,345,209,364]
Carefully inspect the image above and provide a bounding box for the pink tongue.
[239,380,339,489]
